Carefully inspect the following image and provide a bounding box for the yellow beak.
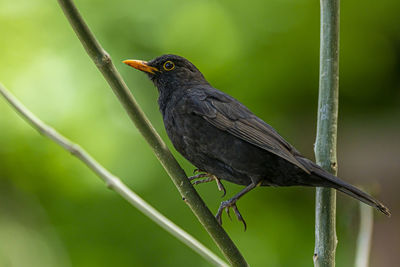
[123,59,159,74]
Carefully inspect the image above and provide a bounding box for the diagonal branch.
[0,83,228,267]
[56,0,247,266]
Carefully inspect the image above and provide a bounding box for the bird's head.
[123,54,208,91]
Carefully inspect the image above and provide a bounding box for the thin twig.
[56,0,247,266]
[0,83,228,267]
[355,204,374,267]
[313,0,340,266]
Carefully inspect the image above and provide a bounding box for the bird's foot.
[192,168,201,175]
[216,199,247,231]
[188,170,226,197]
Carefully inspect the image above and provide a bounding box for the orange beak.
[123,59,159,74]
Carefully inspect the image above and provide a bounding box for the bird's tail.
[297,157,391,217]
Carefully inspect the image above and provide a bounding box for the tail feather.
[333,182,391,217]
[298,157,391,217]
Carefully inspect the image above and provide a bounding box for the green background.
[1,0,399,266]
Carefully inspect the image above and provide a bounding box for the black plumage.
[124,54,390,229]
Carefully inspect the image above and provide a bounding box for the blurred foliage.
[0,0,399,266]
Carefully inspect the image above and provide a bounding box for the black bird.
[123,54,390,229]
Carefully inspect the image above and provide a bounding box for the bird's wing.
[187,88,310,174]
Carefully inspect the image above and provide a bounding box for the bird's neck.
[157,80,209,116]
[157,87,185,116]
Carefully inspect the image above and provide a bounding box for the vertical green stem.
[314,0,340,266]
[355,204,374,267]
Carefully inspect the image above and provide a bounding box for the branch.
[56,0,247,266]
[0,83,228,267]
[313,0,340,266]
[355,204,374,267]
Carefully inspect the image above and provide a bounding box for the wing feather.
[187,89,310,174]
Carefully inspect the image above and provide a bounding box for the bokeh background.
[1,0,399,266]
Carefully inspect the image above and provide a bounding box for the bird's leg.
[216,181,261,231]
[188,170,226,197]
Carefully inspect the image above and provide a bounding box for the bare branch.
[0,83,228,267]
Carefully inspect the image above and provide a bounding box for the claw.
[232,205,247,231]
[216,206,224,225]
[193,168,201,175]
[214,182,257,230]
[215,177,226,197]
[226,206,232,221]
[193,177,212,185]
[188,171,225,197]
[188,173,207,181]
[215,200,246,231]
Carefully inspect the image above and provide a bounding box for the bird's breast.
[162,99,259,184]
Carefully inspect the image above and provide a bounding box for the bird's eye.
[163,61,175,71]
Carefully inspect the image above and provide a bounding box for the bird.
[123,54,390,229]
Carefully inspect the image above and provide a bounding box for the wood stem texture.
[314,0,340,266]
